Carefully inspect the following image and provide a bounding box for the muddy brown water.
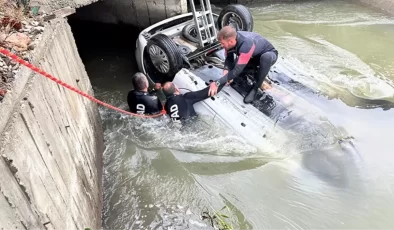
[70,0,394,229]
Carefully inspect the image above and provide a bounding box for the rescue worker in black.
[207,26,279,104]
[162,81,225,123]
[127,72,162,115]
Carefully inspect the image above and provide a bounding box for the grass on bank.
[0,0,30,34]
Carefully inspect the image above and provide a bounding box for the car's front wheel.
[145,34,183,82]
[217,4,254,32]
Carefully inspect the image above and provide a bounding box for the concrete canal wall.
[0,18,104,230]
[69,0,188,28]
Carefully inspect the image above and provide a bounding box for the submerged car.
[134,4,288,153]
[134,4,357,155]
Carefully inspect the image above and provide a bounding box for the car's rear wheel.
[145,34,183,82]
[217,4,253,32]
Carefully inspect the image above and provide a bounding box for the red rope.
[0,47,166,118]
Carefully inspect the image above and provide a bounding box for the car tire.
[182,23,206,44]
[145,34,183,81]
[217,4,253,32]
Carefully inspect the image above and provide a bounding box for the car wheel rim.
[188,26,206,40]
[221,12,244,31]
[148,44,170,73]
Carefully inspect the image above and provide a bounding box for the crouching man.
[207,26,279,104]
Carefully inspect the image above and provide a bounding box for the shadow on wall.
[67,18,141,63]
[67,17,142,94]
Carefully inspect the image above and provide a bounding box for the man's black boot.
[244,87,257,104]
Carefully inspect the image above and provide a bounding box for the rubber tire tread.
[182,23,200,44]
[146,34,183,80]
[217,4,254,32]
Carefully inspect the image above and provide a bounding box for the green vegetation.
[201,205,234,230]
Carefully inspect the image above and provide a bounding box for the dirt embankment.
[0,0,50,101]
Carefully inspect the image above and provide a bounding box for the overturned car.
[135,2,357,155]
[135,3,254,80]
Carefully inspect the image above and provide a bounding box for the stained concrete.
[0,18,104,230]
[68,0,187,28]
[31,0,99,11]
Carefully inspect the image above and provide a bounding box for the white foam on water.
[99,105,259,156]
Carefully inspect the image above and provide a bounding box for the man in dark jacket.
[162,81,225,123]
[127,72,162,115]
[207,26,278,104]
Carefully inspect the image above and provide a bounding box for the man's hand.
[208,82,218,97]
[154,83,162,90]
[226,79,233,86]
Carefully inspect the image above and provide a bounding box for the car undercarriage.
[138,3,254,83]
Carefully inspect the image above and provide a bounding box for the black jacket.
[165,85,225,122]
[127,90,162,115]
[218,31,278,85]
